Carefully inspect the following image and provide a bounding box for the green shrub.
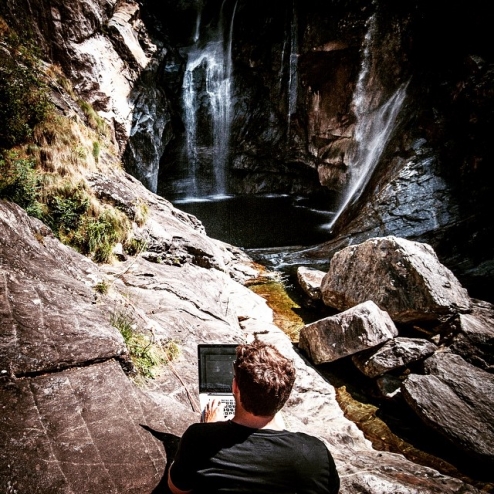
[110,311,177,380]
[78,208,130,263]
[92,141,100,162]
[47,183,90,233]
[0,27,52,147]
[0,152,44,218]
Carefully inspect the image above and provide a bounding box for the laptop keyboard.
[220,397,235,417]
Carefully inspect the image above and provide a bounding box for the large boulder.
[402,352,494,470]
[352,337,437,378]
[448,300,494,371]
[321,236,472,323]
[299,300,398,364]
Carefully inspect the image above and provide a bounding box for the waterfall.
[181,0,237,199]
[327,15,408,230]
[287,0,298,135]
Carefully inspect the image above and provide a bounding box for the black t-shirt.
[170,420,340,493]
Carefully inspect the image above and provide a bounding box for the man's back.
[170,421,340,494]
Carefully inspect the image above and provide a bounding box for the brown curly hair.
[234,340,296,417]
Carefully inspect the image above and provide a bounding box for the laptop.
[198,343,238,420]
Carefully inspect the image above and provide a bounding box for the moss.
[249,280,305,342]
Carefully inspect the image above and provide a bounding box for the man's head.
[233,340,296,417]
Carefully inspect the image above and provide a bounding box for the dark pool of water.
[171,194,335,249]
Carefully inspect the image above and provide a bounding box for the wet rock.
[352,337,437,378]
[321,236,472,323]
[299,300,398,364]
[402,352,494,470]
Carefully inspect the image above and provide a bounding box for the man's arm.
[167,462,192,494]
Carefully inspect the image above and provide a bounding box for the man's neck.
[232,410,285,430]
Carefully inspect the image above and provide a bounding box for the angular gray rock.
[352,337,437,378]
[321,236,472,323]
[449,299,494,371]
[299,300,398,364]
[402,352,494,469]
[297,266,326,300]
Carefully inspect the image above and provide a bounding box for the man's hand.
[202,398,228,422]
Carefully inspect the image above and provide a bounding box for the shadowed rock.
[321,236,472,323]
[299,300,398,364]
[448,300,494,371]
[402,352,494,470]
[352,337,437,378]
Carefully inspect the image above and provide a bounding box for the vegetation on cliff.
[0,16,146,264]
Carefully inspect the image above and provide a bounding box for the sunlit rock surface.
[299,300,398,364]
[0,187,483,492]
[321,236,472,323]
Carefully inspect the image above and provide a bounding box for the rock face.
[299,300,398,364]
[0,201,126,376]
[402,352,494,471]
[320,236,472,323]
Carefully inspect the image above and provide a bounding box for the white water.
[287,0,298,134]
[182,0,237,198]
[327,15,408,230]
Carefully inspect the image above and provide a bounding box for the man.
[168,340,340,493]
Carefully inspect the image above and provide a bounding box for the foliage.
[0,23,52,148]
[125,237,148,256]
[0,151,44,218]
[46,182,90,233]
[94,280,110,294]
[72,208,131,263]
[133,199,149,227]
[110,311,181,380]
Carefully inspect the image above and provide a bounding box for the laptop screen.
[198,344,237,393]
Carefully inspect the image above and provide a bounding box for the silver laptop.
[198,343,237,420]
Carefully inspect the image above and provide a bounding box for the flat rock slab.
[0,359,195,493]
[402,352,494,469]
[299,300,398,364]
[321,236,471,323]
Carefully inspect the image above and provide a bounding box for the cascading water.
[181,0,237,200]
[279,1,298,139]
[327,15,408,230]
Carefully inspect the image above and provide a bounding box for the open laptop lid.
[198,344,237,393]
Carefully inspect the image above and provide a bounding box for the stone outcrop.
[320,236,472,323]
[352,337,437,378]
[402,352,494,471]
[299,300,398,364]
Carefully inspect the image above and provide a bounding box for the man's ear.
[232,377,239,394]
